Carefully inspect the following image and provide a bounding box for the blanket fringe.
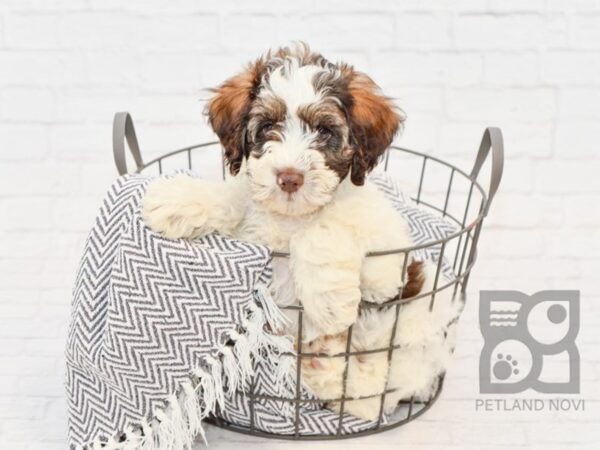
[80,287,294,450]
[254,284,290,332]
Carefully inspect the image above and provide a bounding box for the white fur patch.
[263,61,323,169]
[248,61,340,217]
[266,60,324,112]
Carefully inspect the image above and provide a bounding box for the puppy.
[142,44,459,419]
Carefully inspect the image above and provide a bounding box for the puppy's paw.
[300,334,347,400]
[306,288,362,336]
[360,254,403,303]
[142,175,210,239]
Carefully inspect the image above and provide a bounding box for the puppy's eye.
[317,125,332,139]
[259,121,273,135]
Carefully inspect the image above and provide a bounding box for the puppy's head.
[207,44,402,216]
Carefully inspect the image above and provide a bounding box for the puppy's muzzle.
[276,169,304,193]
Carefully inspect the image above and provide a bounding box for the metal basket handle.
[471,127,504,215]
[113,112,144,175]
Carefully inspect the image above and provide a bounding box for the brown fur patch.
[246,95,287,154]
[401,260,425,299]
[249,95,287,129]
[206,58,266,174]
[296,101,354,178]
[298,100,354,180]
[296,101,345,130]
[342,69,404,185]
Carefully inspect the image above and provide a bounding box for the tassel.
[167,394,189,449]
[139,417,155,450]
[254,285,289,332]
[243,303,266,351]
[233,333,254,385]
[220,345,240,396]
[209,358,225,410]
[274,353,296,391]
[182,381,206,445]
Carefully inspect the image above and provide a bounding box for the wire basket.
[112,112,504,440]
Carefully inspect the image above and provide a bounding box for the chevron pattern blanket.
[66,172,457,447]
[65,174,293,449]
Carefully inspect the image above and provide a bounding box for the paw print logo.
[493,353,519,380]
[479,290,580,394]
[486,339,531,385]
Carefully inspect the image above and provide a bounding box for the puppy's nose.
[276,169,304,193]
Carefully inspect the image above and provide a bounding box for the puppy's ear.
[345,70,403,185]
[206,59,265,175]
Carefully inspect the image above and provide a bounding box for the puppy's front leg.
[290,224,364,337]
[142,174,246,239]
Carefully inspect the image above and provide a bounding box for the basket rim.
[136,141,489,259]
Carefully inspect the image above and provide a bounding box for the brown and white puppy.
[207,45,400,217]
[142,44,459,420]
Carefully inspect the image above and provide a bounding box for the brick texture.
[0,1,598,448]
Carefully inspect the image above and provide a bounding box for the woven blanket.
[65,174,293,449]
[66,171,458,446]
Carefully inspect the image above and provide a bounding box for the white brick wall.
[0,1,598,449]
